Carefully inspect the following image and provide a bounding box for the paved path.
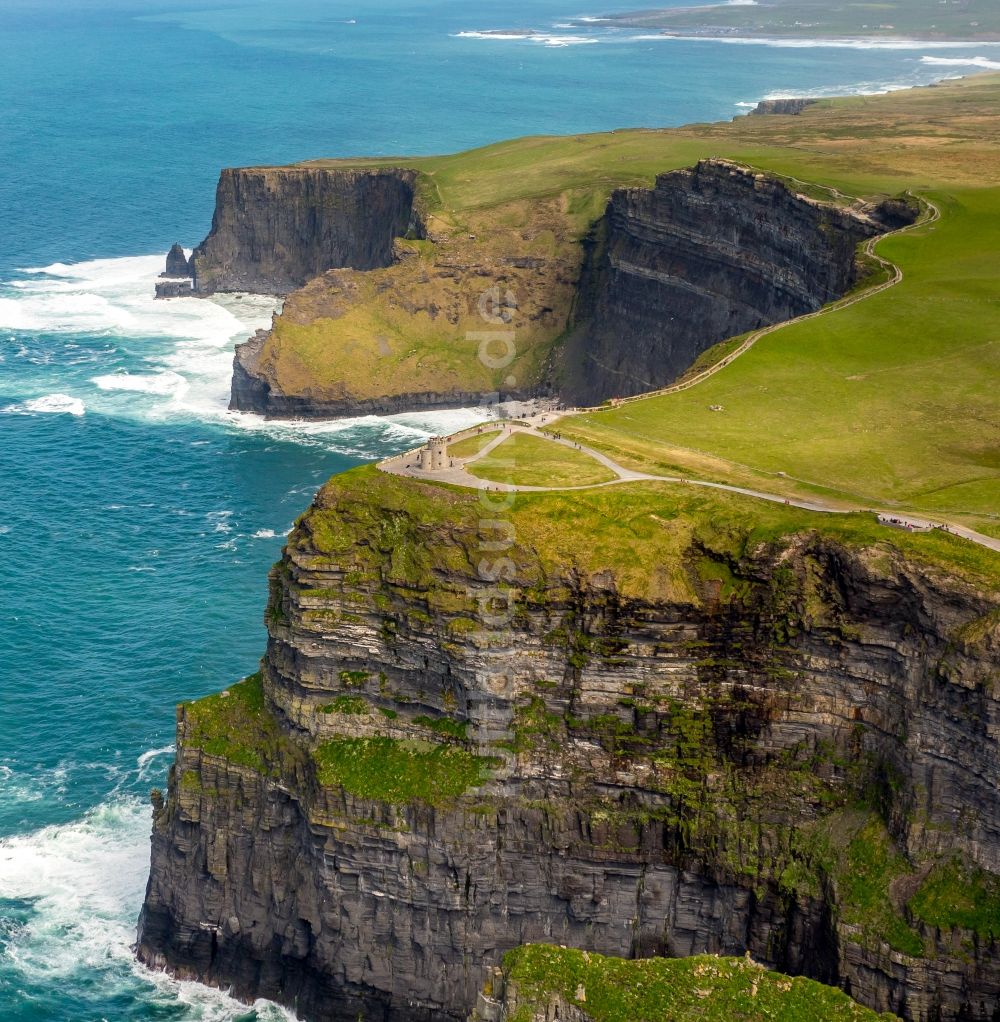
[380,422,1000,554]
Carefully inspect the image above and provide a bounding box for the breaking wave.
[0,792,296,1019]
[921,55,1000,70]
[0,252,488,451]
[453,29,599,46]
[1,393,86,416]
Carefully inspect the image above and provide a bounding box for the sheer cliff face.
[189,167,421,296]
[559,160,885,403]
[137,472,1000,1022]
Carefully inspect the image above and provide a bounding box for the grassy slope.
[308,466,1000,602]
[465,432,617,487]
[448,432,499,458]
[502,946,898,1022]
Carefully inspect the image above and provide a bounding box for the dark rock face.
[155,279,193,299]
[190,167,422,296]
[162,243,192,279]
[559,160,903,404]
[137,492,1000,1022]
[750,98,818,116]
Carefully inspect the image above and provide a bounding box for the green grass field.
[310,467,1000,602]
[465,432,617,487]
[448,431,501,458]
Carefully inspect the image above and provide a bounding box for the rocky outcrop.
[190,166,422,295]
[750,98,817,116]
[210,158,910,418]
[137,470,1000,1022]
[559,160,908,403]
[154,279,194,299]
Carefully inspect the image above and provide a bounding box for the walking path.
[379,421,1000,554]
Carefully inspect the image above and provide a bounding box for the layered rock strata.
[559,160,897,403]
[750,98,818,116]
[138,470,1000,1022]
[189,167,421,295]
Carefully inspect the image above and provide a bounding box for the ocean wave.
[1,253,277,427]
[136,746,174,781]
[92,369,189,396]
[453,29,599,46]
[2,393,86,416]
[0,796,296,1019]
[756,74,940,101]
[252,528,279,539]
[224,404,491,451]
[921,55,1000,69]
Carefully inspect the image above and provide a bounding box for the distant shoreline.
[617,29,1000,45]
[598,0,1000,45]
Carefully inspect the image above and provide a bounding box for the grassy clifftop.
[304,465,1000,601]
[556,184,1000,530]
[602,0,1000,42]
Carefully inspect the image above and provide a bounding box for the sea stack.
[162,243,192,278]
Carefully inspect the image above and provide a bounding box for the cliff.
[558,160,892,403]
[189,166,422,295]
[215,159,902,417]
[137,468,1000,1022]
[750,98,817,116]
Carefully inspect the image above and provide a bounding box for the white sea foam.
[136,745,174,781]
[921,55,1000,69]
[0,255,548,451]
[0,252,276,425]
[92,369,189,396]
[453,29,599,46]
[224,404,492,450]
[0,795,297,1019]
[252,529,278,539]
[1,393,87,416]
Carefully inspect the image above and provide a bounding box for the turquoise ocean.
[1,1,998,1017]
